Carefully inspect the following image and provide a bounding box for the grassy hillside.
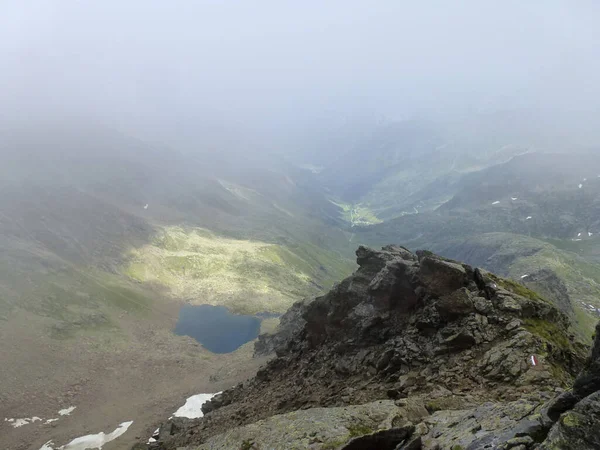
[124,226,354,314]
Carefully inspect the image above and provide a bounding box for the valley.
[1,121,600,450]
[3,3,600,448]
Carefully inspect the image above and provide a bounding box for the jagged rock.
[142,246,587,450]
[442,330,476,350]
[505,319,521,331]
[201,393,224,415]
[473,295,494,314]
[536,320,600,449]
[498,436,534,449]
[341,424,414,450]
[539,391,600,450]
[572,321,600,399]
[420,399,544,449]
[396,434,422,450]
[496,293,522,313]
[479,331,547,383]
[437,287,475,319]
[418,255,468,297]
[254,299,310,357]
[194,401,408,450]
[543,391,578,422]
[369,259,419,311]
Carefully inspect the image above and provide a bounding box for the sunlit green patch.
[123,226,354,315]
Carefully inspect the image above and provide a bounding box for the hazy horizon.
[2,1,600,151]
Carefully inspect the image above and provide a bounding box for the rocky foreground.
[144,246,600,449]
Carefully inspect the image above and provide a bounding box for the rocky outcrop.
[572,321,600,400]
[415,320,600,450]
[253,299,310,357]
[195,400,414,450]
[537,321,600,449]
[142,246,590,450]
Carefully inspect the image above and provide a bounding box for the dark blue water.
[174,304,262,354]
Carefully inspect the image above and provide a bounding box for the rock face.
[144,246,592,450]
[253,299,309,357]
[419,321,600,450]
[537,321,600,450]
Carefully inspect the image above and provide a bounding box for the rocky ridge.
[147,246,598,450]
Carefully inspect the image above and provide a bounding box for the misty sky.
[2,1,600,142]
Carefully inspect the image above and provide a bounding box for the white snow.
[583,178,588,181]
[578,233,582,237]
[6,407,76,429]
[511,197,518,201]
[147,428,161,444]
[526,216,533,220]
[58,406,76,416]
[5,416,42,428]
[573,239,583,242]
[39,421,133,450]
[589,232,593,237]
[579,184,583,189]
[13,418,32,427]
[521,274,530,279]
[143,204,149,209]
[172,393,220,419]
[492,201,500,205]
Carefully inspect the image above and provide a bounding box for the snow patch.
[579,184,583,189]
[511,197,518,201]
[589,232,593,237]
[492,201,500,205]
[143,204,149,209]
[6,406,76,428]
[147,428,160,445]
[39,421,133,450]
[521,274,530,279]
[172,393,220,419]
[526,216,533,220]
[58,406,76,416]
[578,233,582,237]
[5,416,42,428]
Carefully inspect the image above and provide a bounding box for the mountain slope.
[146,246,591,450]
[0,124,357,450]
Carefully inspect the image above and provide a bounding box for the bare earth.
[0,301,267,450]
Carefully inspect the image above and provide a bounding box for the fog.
[2,0,600,149]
